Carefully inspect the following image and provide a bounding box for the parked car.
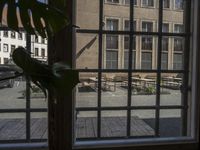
[0,65,15,88]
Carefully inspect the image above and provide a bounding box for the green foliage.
[0,0,69,38]
[144,86,156,94]
[12,47,79,97]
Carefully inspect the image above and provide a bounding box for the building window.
[106,19,118,30]
[35,48,39,56]
[41,48,45,58]
[106,51,118,69]
[162,23,169,32]
[41,38,45,44]
[161,52,168,70]
[10,31,16,39]
[141,52,152,69]
[3,58,9,64]
[174,24,184,33]
[107,0,119,4]
[3,31,8,37]
[124,0,137,5]
[35,36,39,43]
[3,44,8,52]
[10,45,16,56]
[18,33,23,40]
[142,21,153,32]
[124,20,136,31]
[124,51,136,69]
[142,36,153,50]
[173,53,182,70]
[163,0,170,8]
[174,37,183,52]
[142,0,154,7]
[175,0,183,10]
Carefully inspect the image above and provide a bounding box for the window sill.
[73,137,198,150]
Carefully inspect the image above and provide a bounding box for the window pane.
[106,51,118,69]
[106,35,118,49]
[76,111,97,139]
[0,113,26,140]
[163,0,170,8]
[101,111,127,137]
[173,53,183,70]
[106,19,119,30]
[131,110,155,136]
[161,53,168,70]
[141,37,153,50]
[124,51,136,69]
[141,52,152,70]
[31,113,47,140]
[131,73,156,106]
[101,73,128,107]
[76,72,98,108]
[160,73,183,106]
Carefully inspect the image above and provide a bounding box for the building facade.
[76,0,184,70]
[0,30,47,64]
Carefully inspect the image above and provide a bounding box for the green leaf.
[0,0,69,38]
[7,0,19,31]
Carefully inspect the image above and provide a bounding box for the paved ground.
[0,81,183,138]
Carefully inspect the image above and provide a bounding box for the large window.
[1,0,200,150]
[75,1,199,149]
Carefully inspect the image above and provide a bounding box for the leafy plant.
[144,86,156,94]
[0,0,69,38]
[0,0,79,97]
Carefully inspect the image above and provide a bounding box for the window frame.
[74,0,200,149]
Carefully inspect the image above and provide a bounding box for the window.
[141,52,152,69]
[106,51,118,69]
[18,33,23,40]
[124,20,136,31]
[175,0,183,10]
[3,58,9,64]
[10,31,15,38]
[161,52,168,70]
[124,51,136,69]
[142,0,154,7]
[3,44,8,52]
[163,0,170,8]
[10,45,15,56]
[162,23,169,32]
[124,0,137,5]
[107,0,119,4]
[174,37,183,51]
[41,38,45,44]
[106,19,118,30]
[173,53,182,70]
[41,48,45,58]
[142,36,153,50]
[35,36,39,43]
[142,21,153,32]
[174,24,184,33]
[3,31,8,37]
[35,48,39,56]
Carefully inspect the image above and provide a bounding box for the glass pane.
[163,0,185,33]
[160,73,183,106]
[0,68,26,108]
[0,113,26,140]
[101,111,127,137]
[160,109,182,137]
[76,33,99,69]
[76,111,97,138]
[131,73,156,106]
[76,72,98,108]
[76,0,99,29]
[31,112,48,140]
[131,110,155,136]
[101,73,128,107]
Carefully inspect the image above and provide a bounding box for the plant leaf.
[0,0,69,38]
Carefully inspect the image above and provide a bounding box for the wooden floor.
[0,116,154,140]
